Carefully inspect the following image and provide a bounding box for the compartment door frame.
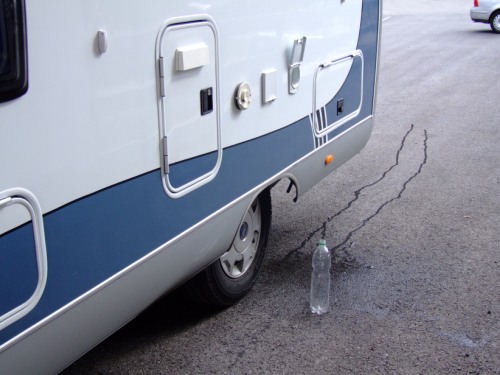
[156,15,222,199]
[312,49,364,138]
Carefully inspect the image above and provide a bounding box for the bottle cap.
[318,239,326,246]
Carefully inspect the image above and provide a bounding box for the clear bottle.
[310,239,331,314]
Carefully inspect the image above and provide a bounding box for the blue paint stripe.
[0,223,38,317]
[0,118,302,342]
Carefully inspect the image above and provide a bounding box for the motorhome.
[0,0,381,372]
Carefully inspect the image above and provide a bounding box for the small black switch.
[337,98,344,116]
[200,87,213,116]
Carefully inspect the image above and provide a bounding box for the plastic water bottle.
[310,239,331,314]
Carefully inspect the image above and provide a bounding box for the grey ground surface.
[64,0,499,373]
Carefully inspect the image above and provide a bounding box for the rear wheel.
[491,11,500,33]
[183,189,272,306]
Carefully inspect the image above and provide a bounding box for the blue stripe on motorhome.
[0,117,301,342]
[0,0,379,343]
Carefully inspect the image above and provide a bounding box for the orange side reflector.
[325,154,334,165]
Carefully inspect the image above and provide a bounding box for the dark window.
[0,0,27,103]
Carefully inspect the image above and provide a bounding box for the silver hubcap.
[220,199,262,278]
[494,14,500,31]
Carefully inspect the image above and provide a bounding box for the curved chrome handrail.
[0,188,48,331]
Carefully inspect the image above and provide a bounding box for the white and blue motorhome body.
[0,0,381,372]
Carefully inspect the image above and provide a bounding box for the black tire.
[490,10,500,33]
[182,189,272,307]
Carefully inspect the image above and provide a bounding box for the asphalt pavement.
[64,0,499,373]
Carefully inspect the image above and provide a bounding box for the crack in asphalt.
[284,124,428,261]
[330,128,428,254]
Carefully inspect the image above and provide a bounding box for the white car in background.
[471,0,500,33]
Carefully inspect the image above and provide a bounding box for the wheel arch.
[490,8,500,23]
[490,9,500,32]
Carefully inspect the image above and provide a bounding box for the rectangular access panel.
[157,17,221,198]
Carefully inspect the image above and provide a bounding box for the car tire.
[490,10,500,33]
[182,189,272,306]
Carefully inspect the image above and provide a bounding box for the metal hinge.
[159,57,166,97]
[161,136,169,174]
